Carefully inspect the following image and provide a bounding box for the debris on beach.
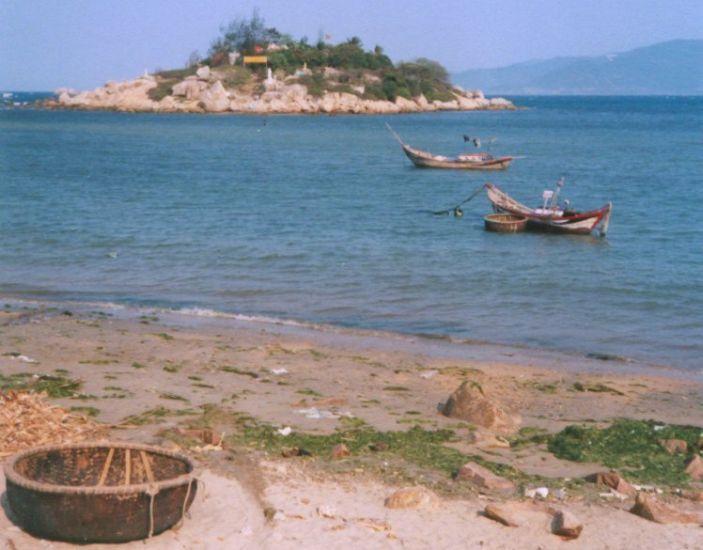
[0,391,105,457]
[14,355,39,364]
[295,407,353,420]
[524,486,549,499]
[270,367,288,375]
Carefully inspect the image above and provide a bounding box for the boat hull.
[402,145,512,170]
[485,183,612,235]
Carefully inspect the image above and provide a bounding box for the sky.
[1,0,701,90]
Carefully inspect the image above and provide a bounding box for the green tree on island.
[156,11,456,103]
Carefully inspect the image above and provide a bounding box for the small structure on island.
[228,52,240,65]
[243,55,268,66]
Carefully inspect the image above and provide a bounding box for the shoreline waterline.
[2,295,700,382]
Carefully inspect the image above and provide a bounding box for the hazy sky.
[1,0,701,90]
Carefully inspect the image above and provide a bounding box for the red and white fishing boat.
[484,180,612,236]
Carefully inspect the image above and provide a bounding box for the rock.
[488,97,515,110]
[196,66,210,80]
[432,99,459,110]
[316,505,337,518]
[456,462,515,494]
[685,454,703,480]
[457,96,481,110]
[384,486,439,509]
[586,471,637,498]
[331,443,350,459]
[172,79,206,100]
[199,81,230,112]
[415,94,436,110]
[661,439,688,454]
[681,490,703,502]
[551,509,583,539]
[630,492,700,524]
[281,447,311,458]
[483,503,520,527]
[442,381,521,433]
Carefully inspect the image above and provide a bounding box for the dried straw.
[0,391,105,457]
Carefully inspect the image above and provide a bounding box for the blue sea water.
[1,96,702,370]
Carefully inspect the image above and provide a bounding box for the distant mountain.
[453,40,703,95]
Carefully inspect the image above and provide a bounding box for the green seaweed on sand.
[152,332,174,341]
[510,427,551,449]
[0,372,82,398]
[159,392,189,402]
[163,362,183,373]
[296,388,323,397]
[220,366,259,378]
[70,406,100,417]
[198,410,534,485]
[383,385,410,392]
[131,362,147,369]
[122,406,198,426]
[548,419,701,485]
[572,382,625,396]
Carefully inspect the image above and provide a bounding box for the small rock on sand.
[684,454,703,481]
[681,489,703,502]
[630,492,700,524]
[331,443,350,459]
[586,471,637,498]
[483,503,520,527]
[551,509,583,539]
[456,462,515,494]
[660,438,688,454]
[384,486,440,509]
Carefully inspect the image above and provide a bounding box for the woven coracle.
[4,442,197,543]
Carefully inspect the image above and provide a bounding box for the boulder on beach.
[550,509,583,539]
[660,438,688,454]
[456,462,516,494]
[685,454,703,480]
[384,486,439,509]
[630,492,701,524]
[442,381,521,433]
[585,470,637,498]
[483,503,521,527]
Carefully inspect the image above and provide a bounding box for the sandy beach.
[0,306,701,548]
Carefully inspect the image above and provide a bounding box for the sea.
[1,94,702,372]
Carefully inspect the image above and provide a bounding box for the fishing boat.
[485,180,612,236]
[401,143,513,170]
[385,123,513,170]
